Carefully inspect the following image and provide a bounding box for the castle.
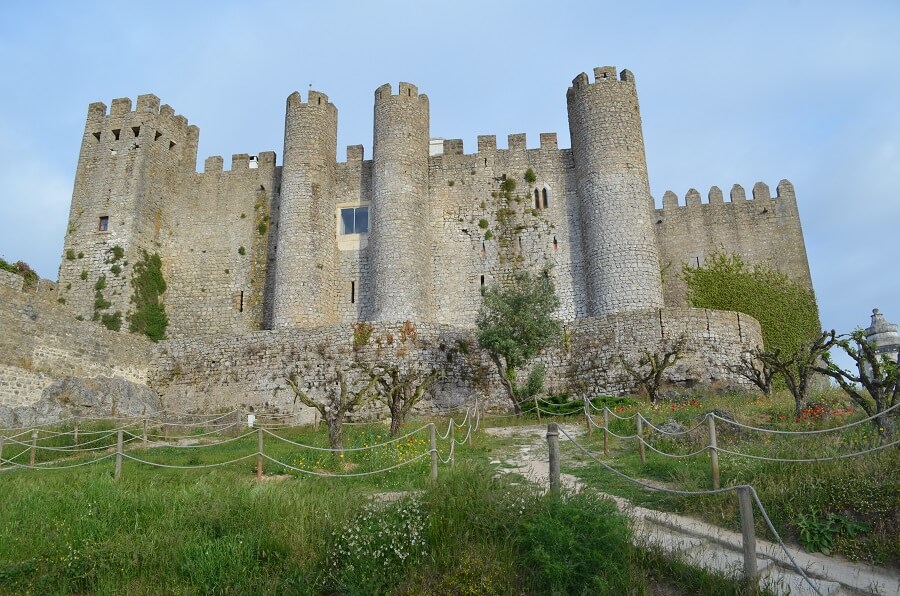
[0,66,813,417]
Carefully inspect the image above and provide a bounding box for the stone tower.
[58,94,198,322]
[272,91,339,327]
[567,67,663,316]
[370,83,433,322]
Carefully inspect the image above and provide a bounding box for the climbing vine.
[682,252,820,355]
[128,250,168,341]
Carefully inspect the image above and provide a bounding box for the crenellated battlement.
[83,95,195,147]
[285,90,338,117]
[567,66,636,97]
[374,82,429,104]
[431,132,567,163]
[657,180,796,210]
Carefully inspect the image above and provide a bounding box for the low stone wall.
[150,308,762,419]
[0,271,154,407]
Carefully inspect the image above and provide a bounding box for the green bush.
[524,168,537,184]
[128,251,167,341]
[478,218,489,229]
[257,221,268,236]
[65,249,76,261]
[100,311,122,332]
[683,252,820,354]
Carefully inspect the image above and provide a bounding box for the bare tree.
[813,329,899,435]
[286,366,384,456]
[618,337,685,404]
[758,330,837,418]
[373,365,442,436]
[728,349,776,396]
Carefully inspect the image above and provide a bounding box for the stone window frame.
[98,215,110,232]
[336,200,370,251]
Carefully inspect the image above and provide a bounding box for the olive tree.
[476,269,561,413]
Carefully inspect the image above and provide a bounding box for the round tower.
[370,82,433,322]
[272,90,338,327]
[567,67,663,316]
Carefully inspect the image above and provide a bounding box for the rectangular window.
[98,216,109,232]
[339,206,369,235]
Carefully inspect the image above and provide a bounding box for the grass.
[0,416,765,594]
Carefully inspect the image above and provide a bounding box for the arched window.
[534,189,540,209]
[542,187,549,208]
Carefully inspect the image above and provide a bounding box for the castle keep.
[0,67,813,417]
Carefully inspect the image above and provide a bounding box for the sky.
[0,0,898,341]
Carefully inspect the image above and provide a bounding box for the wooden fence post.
[429,423,438,480]
[534,395,541,423]
[603,407,609,456]
[257,428,264,482]
[708,414,720,490]
[30,430,37,466]
[449,423,455,467]
[0,434,5,466]
[142,419,148,447]
[114,430,123,479]
[73,423,79,447]
[547,422,561,495]
[736,487,758,582]
[585,399,593,436]
[636,414,645,465]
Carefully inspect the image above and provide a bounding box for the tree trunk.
[327,411,343,457]
[389,399,403,437]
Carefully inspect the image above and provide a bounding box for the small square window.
[98,216,109,232]
[339,206,369,235]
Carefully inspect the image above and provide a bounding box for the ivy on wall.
[682,253,820,355]
[129,250,168,341]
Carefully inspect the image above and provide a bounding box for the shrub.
[101,311,122,332]
[478,218,489,229]
[257,221,267,236]
[238,246,246,256]
[65,249,76,261]
[524,168,537,184]
[128,250,167,341]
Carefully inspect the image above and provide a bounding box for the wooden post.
[449,423,455,467]
[533,395,541,423]
[0,434,5,466]
[603,407,609,456]
[585,399,593,436]
[429,423,438,480]
[257,428,264,482]
[142,419,148,447]
[708,414,720,490]
[547,422,560,495]
[30,430,37,465]
[73,423,79,447]
[736,487,758,582]
[636,414,645,465]
[114,430,123,479]
[164,424,169,442]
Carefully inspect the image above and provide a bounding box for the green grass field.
[0,389,896,593]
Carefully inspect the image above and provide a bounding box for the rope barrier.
[1,434,140,452]
[716,439,900,463]
[0,452,118,470]
[123,430,258,449]
[121,452,258,469]
[556,427,823,596]
[261,424,430,452]
[261,452,430,477]
[712,400,900,435]
[640,414,709,436]
[638,437,710,459]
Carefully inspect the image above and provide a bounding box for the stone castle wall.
[148,308,762,418]
[0,270,153,408]
[655,180,813,306]
[53,69,813,338]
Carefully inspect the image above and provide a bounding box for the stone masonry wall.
[148,308,761,419]
[0,270,153,407]
[567,67,664,315]
[655,179,813,306]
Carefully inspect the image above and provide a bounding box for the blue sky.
[1,0,898,338]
